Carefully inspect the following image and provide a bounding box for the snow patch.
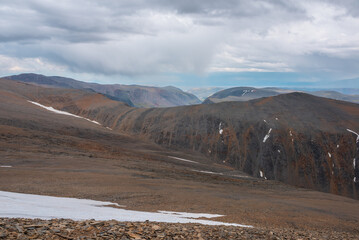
[263,128,272,143]
[219,122,223,135]
[277,150,281,153]
[28,101,101,126]
[289,130,293,137]
[192,170,223,176]
[168,156,198,164]
[0,191,252,227]
[328,152,331,158]
[337,145,339,148]
[158,211,223,219]
[346,129,359,143]
[259,170,267,179]
[354,158,356,169]
[0,165,12,168]
[354,177,357,183]
[275,117,278,121]
[106,127,113,130]
[263,120,267,123]
[241,90,251,96]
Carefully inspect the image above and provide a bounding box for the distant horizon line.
[2,72,358,93]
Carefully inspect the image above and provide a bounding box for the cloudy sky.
[0,0,358,88]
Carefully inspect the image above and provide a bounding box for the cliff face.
[108,93,359,199]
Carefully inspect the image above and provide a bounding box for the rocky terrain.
[1,218,357,240]
[4,73,201,108]
[1,78,359,238]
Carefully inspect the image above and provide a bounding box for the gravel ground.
[0,218,357,240]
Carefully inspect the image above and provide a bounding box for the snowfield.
[28,101,101,126]
[0,191,252,227]
[192,170,224,175]
[263,128,272,143]
[167,156,198,164]
[347,129,359,143]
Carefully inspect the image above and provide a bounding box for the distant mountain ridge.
[186,87,224,101]
[4,73,201,108]
[203,86,359,104]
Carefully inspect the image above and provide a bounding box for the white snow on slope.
[347,129,359,143]
[354,158,356,169]
[337,145,339,148]
[241,90,251,96]
[28,101,101,126]
[0,191,251,227]
[219,122,223,135]
[263,128,272,143]
[192,170,223,176]
[0,165,12,168]
[259,170,267,180]
[328,152,331,158]
[168,156,198,164]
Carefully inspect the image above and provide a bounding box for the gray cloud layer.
[0,0,359,80]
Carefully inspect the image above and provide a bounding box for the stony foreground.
[0,218,357,240]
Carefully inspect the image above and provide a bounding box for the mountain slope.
[203,87,283,103]
[4,73,201,108]
[2,78,358,199]
[105,93,359,199]
[311,91,359,104]
[187,87,224,101]
[203,86,359,104]
[2,79,359,235]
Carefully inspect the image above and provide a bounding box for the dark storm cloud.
[0,0,358,81]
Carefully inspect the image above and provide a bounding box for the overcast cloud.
[0,0,358,86]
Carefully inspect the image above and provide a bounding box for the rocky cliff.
[109,93,359,199]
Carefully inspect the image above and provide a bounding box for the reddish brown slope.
[1,78,359,199]
[1,78,359,235]
[109,94,359,198]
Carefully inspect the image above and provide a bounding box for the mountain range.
[203,87,359,104]
[5,73,359,107]
[5,73,201,108]
[2,77,358,199]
